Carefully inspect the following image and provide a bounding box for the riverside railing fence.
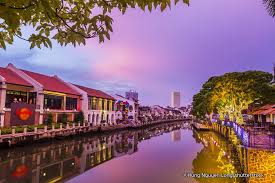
[212,121,275,149]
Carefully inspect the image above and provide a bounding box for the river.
[0,121,273,183]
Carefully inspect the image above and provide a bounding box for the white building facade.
[112,94,139,122]
[65,84,116,126]
[171,91,181,108]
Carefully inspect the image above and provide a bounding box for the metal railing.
[213,121,275,149]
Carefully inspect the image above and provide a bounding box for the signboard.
[10,103,35,126]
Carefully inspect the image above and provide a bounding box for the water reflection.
[192,130,244,183]
[192,130,275,183]
[171,130,181,142]
[0,122,188,183]
[0,122,273,183]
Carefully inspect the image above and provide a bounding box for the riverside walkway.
[0,118,189,147]
[193,120,275,149]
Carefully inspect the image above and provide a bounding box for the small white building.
[68,84,116,126]
[112,94,139,121]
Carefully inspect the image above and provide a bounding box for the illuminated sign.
[16,107,32,121]
[10,103,35,126]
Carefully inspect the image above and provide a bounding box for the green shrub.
[55,123,61,129]
[74,111,84,123]
[1,128,12,134]
[27,125,34,132]
[37,124,44,129]
[44,113,53,125]
[15,126,24,133]
[61,113,67,124]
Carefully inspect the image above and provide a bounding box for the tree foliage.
[61,113,68,123]
[74,110,84,123]
[263,0,275,17]
[192,71,275,123]
[0,0,189,49]
[45,113,53,125]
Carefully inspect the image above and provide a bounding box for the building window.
[44,94,64,110]
[5,90,28,108]
[96,114,99,122]
[88,114,91,122]
[88,97,92,110]
[112,101,115,111]
[106,114,109,123]
[107,100,110,111]
[92,114,95,123]
[101,99,104,110]
[111,114,114,122]
[101,112,104,122]
[98,99,103,110]
[28,92,37,105]
[66,97,77,110]
[92,97,97,110]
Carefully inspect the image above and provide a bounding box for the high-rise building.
[125,90,138,101]
[171,91,181,108]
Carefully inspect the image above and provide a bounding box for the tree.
[192,71,275,124]
[45,113,53,125]
[0,0,189,49]
[74,110,84,123]
[263,0,275,17]
[192,76,219,119]
[61,113,67,123]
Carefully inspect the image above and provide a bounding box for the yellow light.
[48,176,62,183]
[44,91,66,96]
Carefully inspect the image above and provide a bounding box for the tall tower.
[171,91,181,108]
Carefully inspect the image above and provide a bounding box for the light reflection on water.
[192,130,244,183]
[0,122,273,183]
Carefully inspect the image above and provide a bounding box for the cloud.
[1,0,274,106]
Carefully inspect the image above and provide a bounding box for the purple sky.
[0,0,274,106]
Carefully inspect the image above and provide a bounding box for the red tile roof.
[252,104,275,115]
[257,104,273,110]
[74,84,114,100]
[0,67,32,87]
[21,70,80,95]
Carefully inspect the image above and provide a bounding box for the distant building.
[125,90,138,102]
[251,104,275,123]
[171,91,181,108]
[112,94,139,122]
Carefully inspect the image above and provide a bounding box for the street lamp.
[44,108,50,124]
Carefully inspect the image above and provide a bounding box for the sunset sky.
[0,0,274,106]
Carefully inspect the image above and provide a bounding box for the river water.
[0,121,273,183]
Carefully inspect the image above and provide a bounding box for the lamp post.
[44,108,50,125]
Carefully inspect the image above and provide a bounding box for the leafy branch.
[0,0,190,49]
